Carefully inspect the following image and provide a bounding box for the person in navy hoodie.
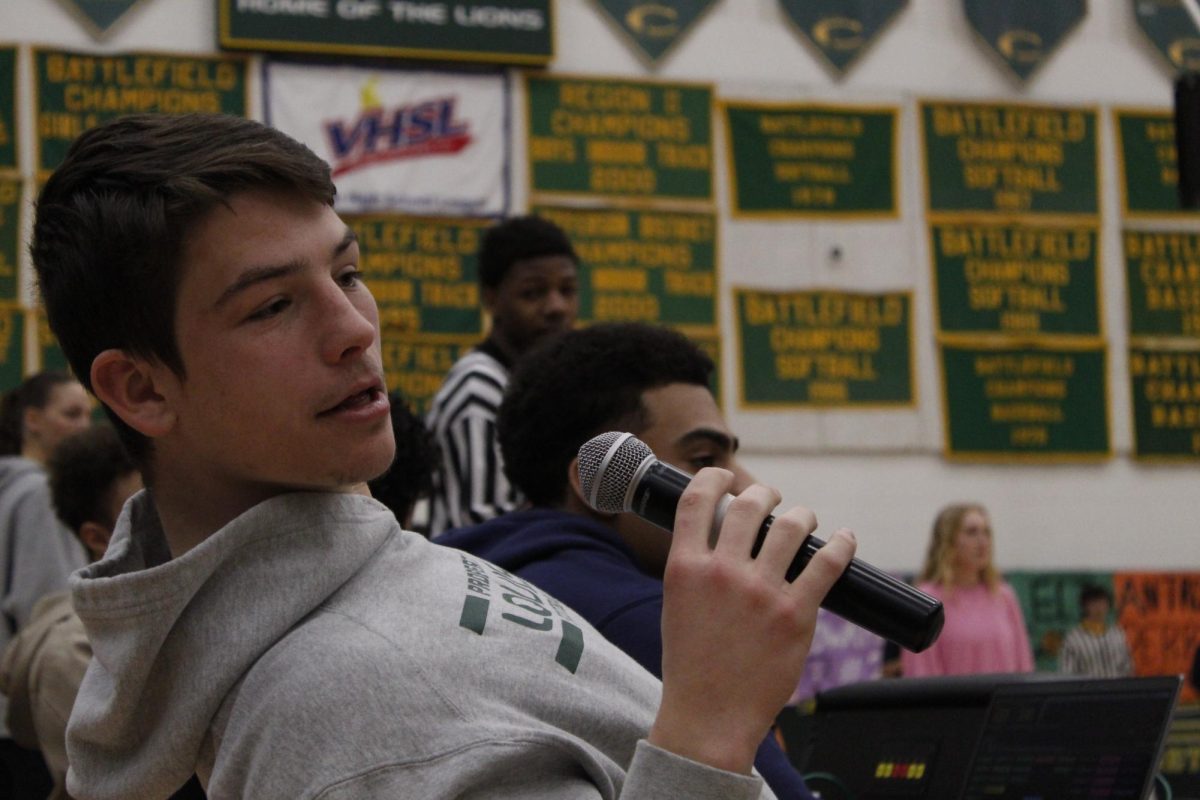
[438,322,824,800]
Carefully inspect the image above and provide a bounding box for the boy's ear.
[90,349,177,438]
[77,520,113,561]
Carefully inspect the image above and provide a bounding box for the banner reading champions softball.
[34,47,248,175]
[265,61,510,217]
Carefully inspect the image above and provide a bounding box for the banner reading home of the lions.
[735,288,913,407]
[0,47,15,171]
[265,61,509,217]
[33,47,248,175]
[219,0,553,66]
[723,101,897,218]
[533,204,717,328]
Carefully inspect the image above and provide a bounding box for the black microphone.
[577,431,944,653]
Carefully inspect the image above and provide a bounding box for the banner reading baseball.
[264,60,510,217]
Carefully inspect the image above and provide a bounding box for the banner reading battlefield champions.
[961,0,1086,83]
[776,0,908,77]
[0,47,15,171]
[265,61,510,216]
[735,288,913,408]
[589,0,716,65]
[533,204,717,328]
[525,73,713,202]
[1124,230,1200,338]
[1128,344,1200,460]
[930,221,1100,337]
[921,100,1098,216]
[33,47,248,175]
[939,340,1109,458]
[219,0,553,65]
[1115,109,1193,217]
[0,178,19,303]
[723,101,897,218]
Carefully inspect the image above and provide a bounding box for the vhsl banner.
[963,0,1086,83]
[264,61,510,217]
[590,0,717,65]
[778,0,908,76]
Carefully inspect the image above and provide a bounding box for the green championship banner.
[525,74,713,202]
[940,340,1109,458]
[380,333,474,414]
[688,327,722,405]
[930,221,1100,336]
[0,47,15,171]
[1124,231,1200,338]
[1114,109,1190,217]
[533,204,717,327]
[0,178,19,303]
[347,215,488,337]
[35,311,69,373]
[0,305,25,390]
[1008,571,1117,672]
[34,48,248,175]
[962,0,1085,83]
[1129,344,1200,460]
[735,288,913,407]
[921,100,1098,216]
[589,0,715,65]
[219,0,552,65]
[1134,0,1200,74]
[723,101,897,218]
[778,0,907,76]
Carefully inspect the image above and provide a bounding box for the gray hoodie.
[0,455,88,738]
[66,490,773,800]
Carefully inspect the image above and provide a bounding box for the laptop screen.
[958,675,1182,800]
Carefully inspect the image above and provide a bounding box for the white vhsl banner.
[264,61,510,216]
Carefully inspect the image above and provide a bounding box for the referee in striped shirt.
[426,216,579,537]
[1058,584,1134,678]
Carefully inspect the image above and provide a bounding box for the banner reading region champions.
[380,334,475,414]
[1114,109,1191,217]
[0,47,15,171]
[723,100,897,218]
[1128,344,1200,460]
[532,204,717,327]
[930,221,1100,336]
[921,100,1097,216]
[1124,230,1200,338]
[734,288,913,407]
[266,62,510,216]
[939,340,1109,458]
[525,74,713,202]
[33,47,248,175]
[0,178,19,303]
[219,0,553,65]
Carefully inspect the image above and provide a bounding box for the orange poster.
[1115,573,1200,703]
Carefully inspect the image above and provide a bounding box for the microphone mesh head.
[577,432,654,513]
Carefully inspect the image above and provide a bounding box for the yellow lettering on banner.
[999,311,1040,332]
[807,381,848,402]
[589,165,656,193]
[774,162,852,183]
[558,83,652,112]
[664,271,713,296]
[0,181,17,205]
[549,110,690,142]
[538,209,631,239]
[1010,426,1049,446]
[759,114,863,137]
[592,268,647,292]
[38,112,101,140]
[0,119,9,147]
[637,214,712,241]
[586,139,646,165]
[1150,404,1200,429]
[767,138,855,159]
[367,280,415,304]
[989,403,1064,423]
[931,105,1087,142]
[574,239,690,269]
[593,293,660,321]
[378,307,421,332]
[0,254,12,278]
[421,282,479,309]
[530,137,577,162]
[362,252,461,281]
[656,142,710,169]
[790,186,837,206]
[974,354,1075,378]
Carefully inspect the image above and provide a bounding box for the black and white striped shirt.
[426,345,522,537]
[1059,624,1134,678]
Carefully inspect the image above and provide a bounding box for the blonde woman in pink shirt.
[901,503,1034,677]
